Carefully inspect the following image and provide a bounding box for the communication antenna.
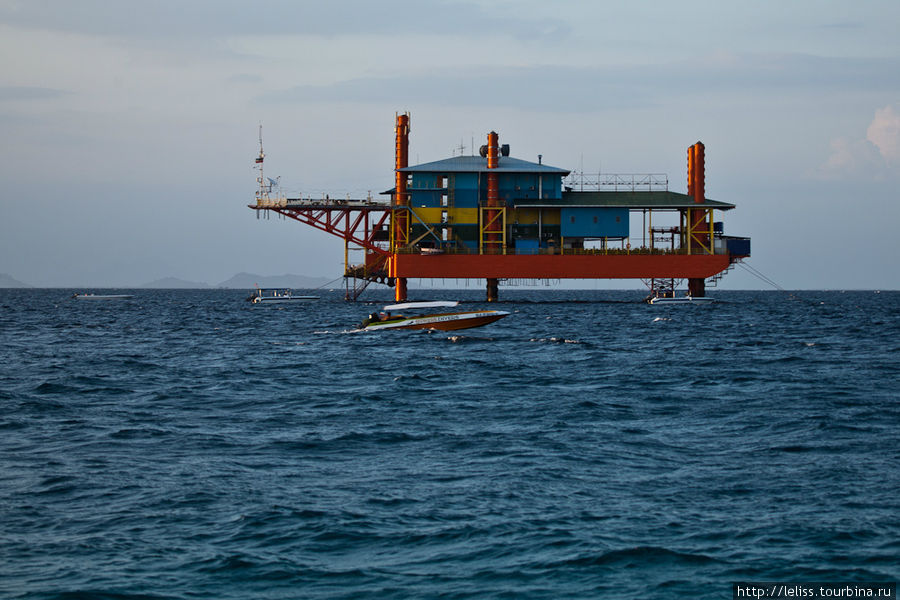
[254,124,270,201]
[580,153,584,191]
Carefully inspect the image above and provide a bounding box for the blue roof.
[399,155,569,175]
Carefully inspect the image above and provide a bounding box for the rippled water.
[2,288,898,599]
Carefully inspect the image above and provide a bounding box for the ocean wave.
[541,546,721,569]
[528,337,582,344]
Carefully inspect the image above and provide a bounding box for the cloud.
[821,137,885,176]
[679,52,900,94]
[258,66,656,113]
[820,104,900,180]
[0,85,69,102]
[866,105,900,164]
[227,73,263,85]
[0,0,570,41]
[257,54,900,113]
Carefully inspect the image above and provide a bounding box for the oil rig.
[250,113,750,301]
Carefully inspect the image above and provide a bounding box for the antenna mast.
[254,124,270,201]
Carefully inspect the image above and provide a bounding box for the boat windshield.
[382,301,458,311]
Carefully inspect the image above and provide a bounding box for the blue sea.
[1,288,898,599]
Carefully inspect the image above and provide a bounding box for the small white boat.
[248,289,319,304]
[648,295,715,305]
[359,301,509,331]
[73,293,134,300]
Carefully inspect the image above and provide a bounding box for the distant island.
[137,273,334,289]
[0,272,334,289]
[215,272,333,289]
[138,273,334,289]
[0,273,31,288]
[139,277,211,289]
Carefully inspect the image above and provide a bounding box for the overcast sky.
[1,0,898,289]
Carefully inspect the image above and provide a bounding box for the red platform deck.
[384,253,731,280]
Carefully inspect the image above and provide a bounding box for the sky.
[1,0,898,289]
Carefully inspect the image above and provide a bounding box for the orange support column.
[688,141,707,297]
[394,112,410,301]
[486,131,500,253]
[394,276,407,303]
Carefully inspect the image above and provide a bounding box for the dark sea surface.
[1,288,898,599]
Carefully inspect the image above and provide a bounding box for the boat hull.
[649,296,715,305]
[252,296,319,304]
[363,310,509,331]
[74,294,134,300]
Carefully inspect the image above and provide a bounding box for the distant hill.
[0,273,31,288]
[139,277,211,289]
[217,272,333,289]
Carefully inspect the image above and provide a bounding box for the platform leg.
[395,277,407,302]
[688,277,705,298]
[486,278,499,302]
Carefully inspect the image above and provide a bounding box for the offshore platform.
[249,113,750,301]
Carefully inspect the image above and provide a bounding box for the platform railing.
[254,197,388,208]
[563,172,669,192]
[395,245,709,256]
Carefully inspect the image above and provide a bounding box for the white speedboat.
[648,295,715,305]
[248,289,319,304]
[359,301,509,331]
[73,293,134,300]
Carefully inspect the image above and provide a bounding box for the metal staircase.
[706,258,741,288]
[343,255,392,301]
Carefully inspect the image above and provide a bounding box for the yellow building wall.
[413,206,560,225]
[410,207,479,225]
[450,208,478,224]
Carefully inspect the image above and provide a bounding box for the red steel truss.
[253,203,391,256]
